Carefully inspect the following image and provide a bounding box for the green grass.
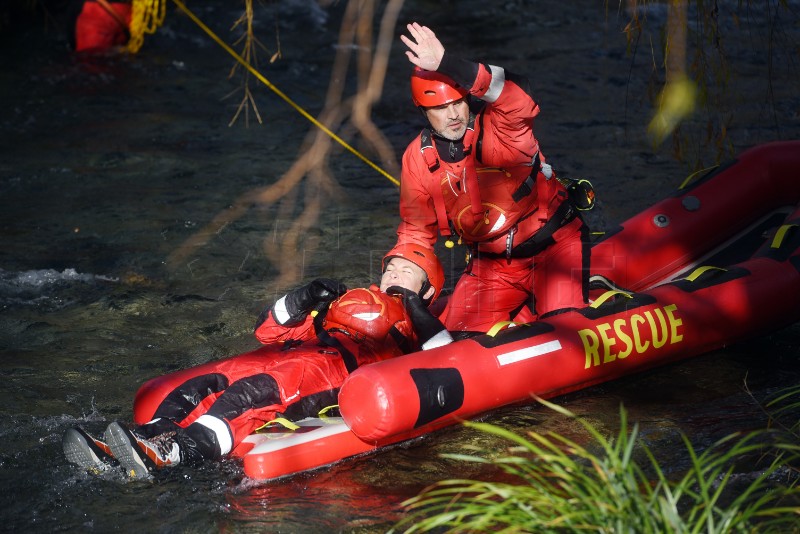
[393,397,800,533]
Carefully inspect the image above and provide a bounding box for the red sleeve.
[395,139,439,248]
[254,312,315,345]
[471,64,542,167]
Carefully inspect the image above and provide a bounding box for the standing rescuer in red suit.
[396,22,590,334]
[62,244,452,478]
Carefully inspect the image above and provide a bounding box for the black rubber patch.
[411,368,465,428]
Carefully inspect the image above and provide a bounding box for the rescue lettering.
[580,304,684,369]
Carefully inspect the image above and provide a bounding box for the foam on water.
[0,268,116,290]
[0,268,117,309]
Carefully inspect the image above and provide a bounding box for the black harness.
[479,199,577,260]
[311,305,412,373]
[421,129,577,259]
[312,307,360,374]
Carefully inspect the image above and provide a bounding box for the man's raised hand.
[400,22,444,72]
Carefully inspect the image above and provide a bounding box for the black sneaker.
[62,427,116,473]
[105,421,180,479]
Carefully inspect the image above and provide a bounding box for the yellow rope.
[127,0,167,53]
[589,289,632,309]
[255,417,300,432]
[486,321,516,337]
[683,265,726,282]
[317,405,339,419]
[771,224,798,249]
[678,165,718,190]
[159,0,399,186]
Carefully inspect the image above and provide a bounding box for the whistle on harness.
[505,226,517,260]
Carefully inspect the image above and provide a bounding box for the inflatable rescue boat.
[133,141,800,480]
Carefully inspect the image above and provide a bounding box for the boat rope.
[771,224,798,249]
[317,405,339,419]
[679,164,718,189]
[589,289,633,308]
[486,321,516,337]
[683,265,726,282]
[255,417,300,432]
[252,407,340,433]
[138,0,400,186]
[128,0,167,53]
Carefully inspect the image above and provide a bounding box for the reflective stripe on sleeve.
[421,329,455,350]
[195,414,234,455]
[273,295,290,324]
[483,64,506,103]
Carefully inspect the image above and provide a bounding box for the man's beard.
[434,122,467,141]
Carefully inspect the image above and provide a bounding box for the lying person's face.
[380,257,428,295]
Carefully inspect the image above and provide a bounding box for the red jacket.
[397,62,568,255]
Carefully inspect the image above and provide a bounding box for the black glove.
[280,278,347,326]
[387,286,453,349]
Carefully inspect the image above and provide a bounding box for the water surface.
[2,1,799,532]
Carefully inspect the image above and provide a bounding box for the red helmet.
[324,287,412,354]
[410,67,468,108]
[383,243,445,304]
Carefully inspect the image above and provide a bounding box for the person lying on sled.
[63,244,452,478]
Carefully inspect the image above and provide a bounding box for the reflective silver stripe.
[196,414,233,455]
[273,295,290,324]
[497,340,562,366]
[483,64,506,103]
[421,329,454,350]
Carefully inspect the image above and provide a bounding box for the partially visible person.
[394,22,590,334]
[67,0,131,52]
[63,244,452,478]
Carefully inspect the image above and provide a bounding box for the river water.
[1,1,799,532]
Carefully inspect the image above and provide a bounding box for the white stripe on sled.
[497,340,562,366]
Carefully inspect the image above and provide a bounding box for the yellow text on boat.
[578,304,684,369]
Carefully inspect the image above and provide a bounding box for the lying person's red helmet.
[324,287,412,354]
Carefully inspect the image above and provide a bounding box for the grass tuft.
[393,396,800,533]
